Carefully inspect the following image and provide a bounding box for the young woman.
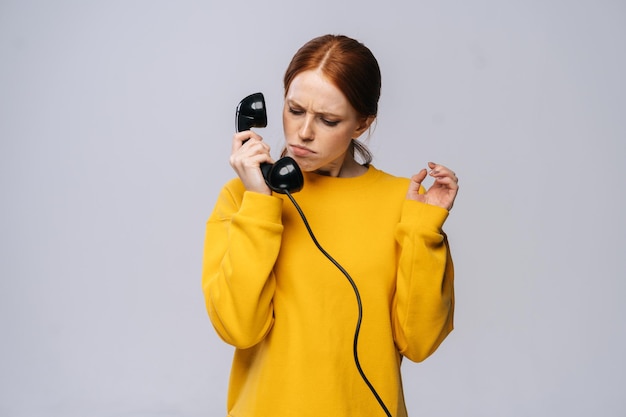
[202,34,459,417]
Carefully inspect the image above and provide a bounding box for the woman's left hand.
[406,162,459,211]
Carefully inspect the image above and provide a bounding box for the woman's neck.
[314,155,367,178]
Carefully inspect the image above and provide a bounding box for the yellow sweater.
[202,165,454,417]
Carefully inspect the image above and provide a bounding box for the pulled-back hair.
[283,35,381,164]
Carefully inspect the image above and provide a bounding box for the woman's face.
[282,70,371,176]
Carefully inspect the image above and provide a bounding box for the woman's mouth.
[289,145,315,157]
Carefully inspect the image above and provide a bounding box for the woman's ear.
[354,115,376,138]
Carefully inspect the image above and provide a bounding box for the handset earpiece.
[236,92,267,132]
[235,92,303,194]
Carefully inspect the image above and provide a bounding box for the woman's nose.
[298,115,314,141]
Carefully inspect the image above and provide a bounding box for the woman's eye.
[289,108,304,115]
[322,119,339,127]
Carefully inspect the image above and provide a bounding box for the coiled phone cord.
[285,191,393,417]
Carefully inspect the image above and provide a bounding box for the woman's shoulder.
[213,177,246,209]
[368,165,411,188]
[218,177,282,208]
[222,177,246,193]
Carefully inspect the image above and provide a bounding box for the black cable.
[285,191,393,417]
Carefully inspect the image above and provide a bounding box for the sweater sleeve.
[392,199,455,362]
[201,183,284,349]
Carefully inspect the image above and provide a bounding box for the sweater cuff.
[401,200,449,232]
[238,191,283,224]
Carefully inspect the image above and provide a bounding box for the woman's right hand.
[229,131,273,195]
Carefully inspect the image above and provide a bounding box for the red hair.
[284,34,381,119]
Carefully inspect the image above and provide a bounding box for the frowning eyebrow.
[286,99,343,119]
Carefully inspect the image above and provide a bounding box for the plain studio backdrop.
[1,1,625,416]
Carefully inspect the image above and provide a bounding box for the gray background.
[1,1,625,416]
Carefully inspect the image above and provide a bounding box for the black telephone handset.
[236,93,303,194]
